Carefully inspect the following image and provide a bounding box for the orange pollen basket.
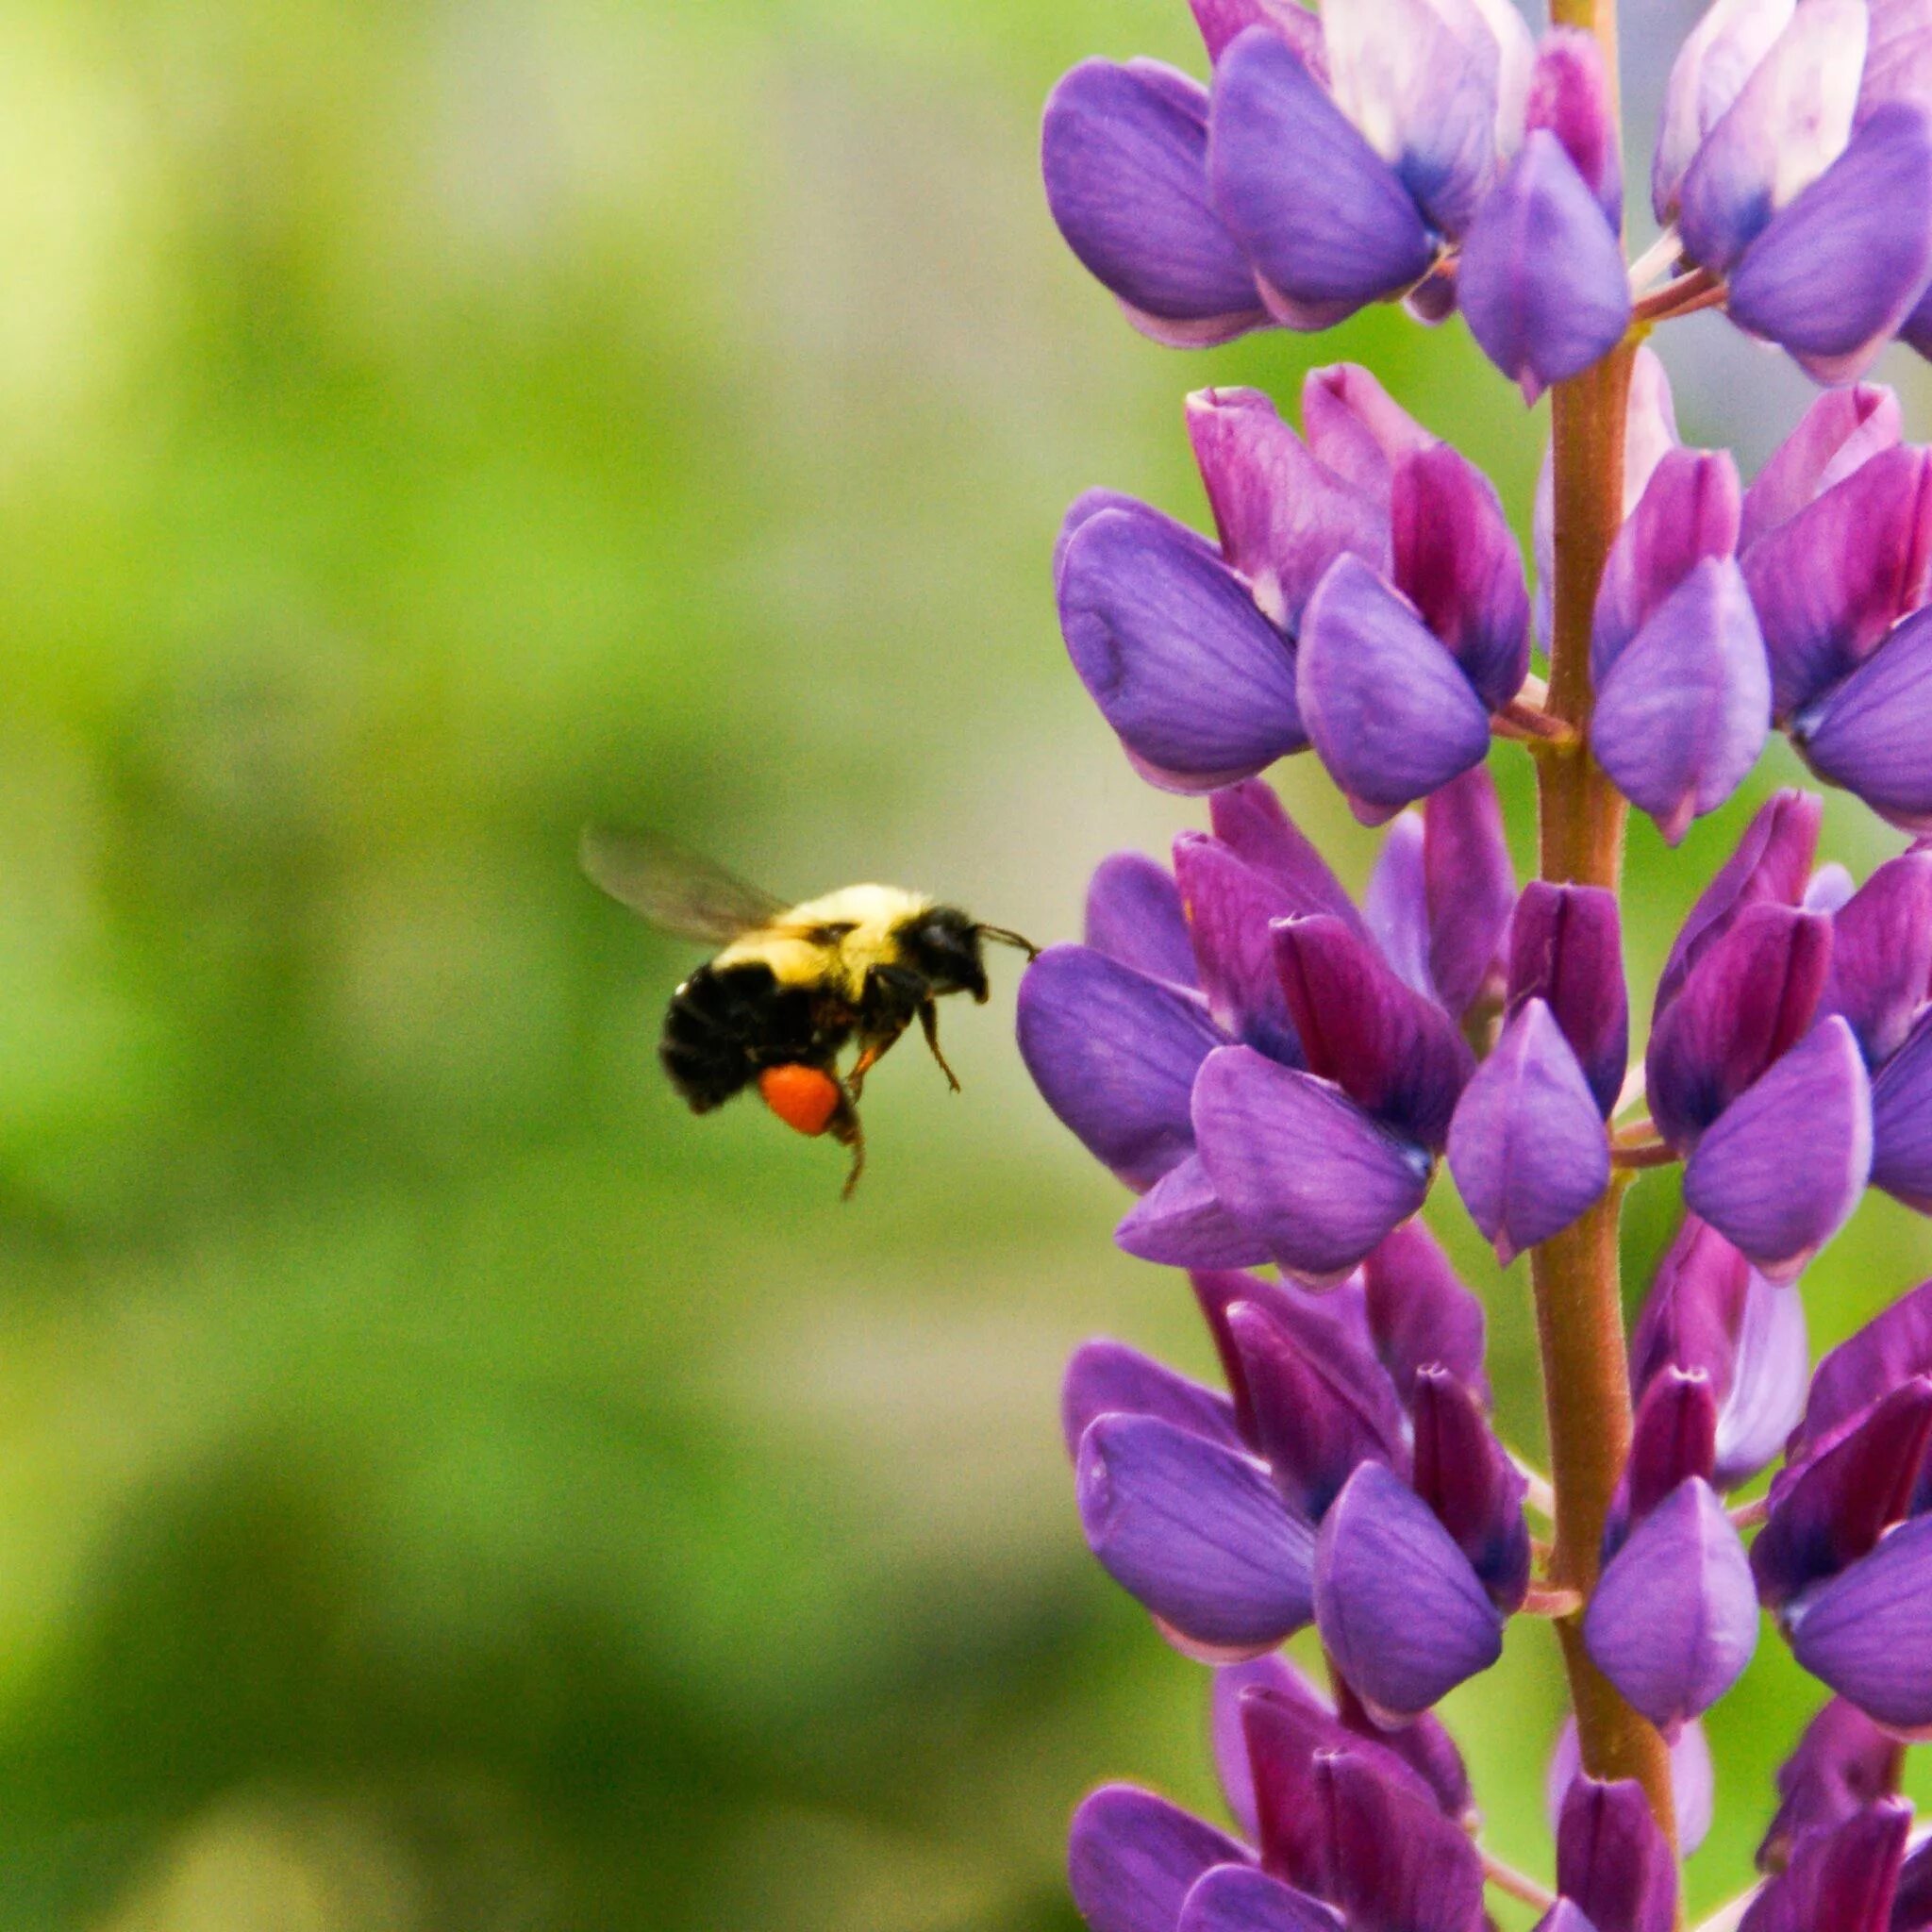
[758,1063,843,1137]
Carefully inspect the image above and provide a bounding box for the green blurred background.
[5,0,1932,1924]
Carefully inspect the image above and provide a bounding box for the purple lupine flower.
[1644,800,1873,1278]
[1024,776,1510,1283]
[1065,1250,1524,1709]
[1739,1796,1912,1932]
[1547,1716,1716,1853]
[1759,1696,1904,1872]
[1657,0,1932,379]
[1756,1278,1932,1729]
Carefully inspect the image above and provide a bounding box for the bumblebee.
[580,826,1036,1193]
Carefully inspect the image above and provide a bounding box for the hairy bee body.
[580,828,1034,1191]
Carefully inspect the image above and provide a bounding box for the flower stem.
[1532,267,1680,1840]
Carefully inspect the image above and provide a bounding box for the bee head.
[903,906,991,1002]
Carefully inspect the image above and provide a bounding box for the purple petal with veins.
[1447,999,1610,1265]
[1209,780,1366,934]
[1058,501,1306,793]
[1457,131,1631,396]
[1179,1864,1341,1932]
[1727,102,1932,383]
[1018,944,1226,1189]
[1077,1412,1315,1650]
[1314,1461,1505,1722]
[1824,852,1932,1065]
[1792,1275,1932,1459]
[1086,851,1200,990]
[1296,556,1493,821]
[1042,60,1269,346]
[1208,28,1436,326]
[1061,1340,1242,1462]
[1798,607,1932,835]
[1683,1015,1873,1281]
[1740,1800,1910,1932]
[1653,0,1799,222]
[1591,556,1770,845]
[1787,1515,1932,1731]
[1192,1047,1435,1284]
[1070,1785,1255,1932]
[1174,833,1308,1064]
[1116,1154,1274,1270]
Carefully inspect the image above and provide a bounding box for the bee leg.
[831,1091,866,1199]
[846,1021,910,1101]
[919,1003,961,1092]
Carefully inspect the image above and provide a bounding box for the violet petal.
[1077,1412,1315,1650]
[1824,851,1932,1065]
[1424,764,1518,1022]
[1361,1219,1490,1404]
[1061,1340,1242,1462]
[1058,502,1306,793]
[1759,1698,1905,1874]
[1410,1364,1531,1610]
[1788,1515,1932,1732]
[1018,944,1225,1189]
[1070,1784,1255,1932]
[1042,60,1269,346]
[1793,1274,1932,1457]
[1314,1461,1505,1722]
[1209,780,1366,933]
[1555,1775,1678,1932]
[1740,383,1903,553]
[1507,881,1628,1117]
[1682,1015,1873,1281]
[1178,1865,1342,1932]
[1116,1154,1274,1270]
[1174,833,1308,1063]
[1086,851,1201,990]
[1527,27,1622,225]
[1301,363,1435,499]
[1296,556,1493,821]
[1799,608,1932,835]
[1548,1718,1715,1857]
[1591,555,1770,845]
[1653,0,1802,222]
[1208,28,1437,324]
[1874,1009,1932,1208]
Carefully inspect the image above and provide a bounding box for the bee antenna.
[976,924,1041,961]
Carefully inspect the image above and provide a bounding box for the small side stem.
[1483,1850,1558,1912]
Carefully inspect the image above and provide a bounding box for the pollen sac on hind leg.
[758,1063,847,1138]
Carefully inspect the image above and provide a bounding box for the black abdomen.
[659,961,850,1112]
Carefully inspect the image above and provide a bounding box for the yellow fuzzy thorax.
[712,883,933,1003]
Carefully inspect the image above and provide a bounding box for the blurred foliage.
[3,0,1932,1926]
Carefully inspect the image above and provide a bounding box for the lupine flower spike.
[1022,0,1932,1922]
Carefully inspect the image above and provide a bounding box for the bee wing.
[579,824,789,943]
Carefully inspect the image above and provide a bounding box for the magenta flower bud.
[1423,765,1518,1022]
[1391,441,1531,714]
[1507,882,1628,1118]
[1301,362,1434,497]
[1741,444,1932,724]
[1457,130,1632,397]
[1058,499,1307,793]
[1076,1411,1314,1652]
[1174,834,1308,1064]
[1629,1215,1808,1491]
[1586,1476,1757,1731]
[1086,851,1199,989]
[1296,556,1495,821]
[1208,779,1366,932]
[1208,30,1437,330]
[1753,1377,1932,1609]
[1314,1465,1504,1722]
[1683,1015,1874,1280]
[1548,1718,1715,1856]
[1273,914,1473,1151]
[1360,1219,1490,1403]
[1018,944,1226,1190]
[1606,1369,1720,1555]
[1794,606,1932,835]
[1447,999,1611,1265]
[1725,104,1932,384]
[1224,1298,1407,1520]
[1740,384,1903,554]
[1823,851,1932,1064]
[1191,1045,1436,1284]
[1069,1785,1252,1932]
[1591,449,1744,685]
[1760,1697,1904,1873]
[1555,1776,1677,1932]
[1042,60,1270,349]
[1186,386,1390,633]
[1410,1365,1531,1609]
[1657,788,1823,1014]
[1591,556,1770,843]
[1061,1340,1241,1463]
[1745,1801,1912,1932]
[1527,29,1622,225]
[1646,903,1833,1151]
